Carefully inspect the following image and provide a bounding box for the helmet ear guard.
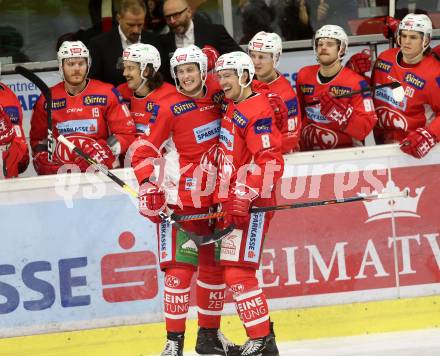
[215,51,255,88]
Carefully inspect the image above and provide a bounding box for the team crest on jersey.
[3,106,19,124]
[404,72,425,90]
[55,134,98,163]
[219,126,234,150]
[285,98,298,117]
[301,123,338,150]
[376,106,408,131]
[145,101,160,123]
[212,91,224,105]
[376,59,392,73]
[254,118,272,134]
[232,110,248,128]
[52,98,67,110]
[56,119,98,135]
[193,119,221,143]
[171,100,197,116]
[83,95,108,106]
[300,84,314,95]
[329,85,351,97]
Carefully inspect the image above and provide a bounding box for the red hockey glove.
[222,196,252,230]
[74,139,116,172]
[202,45,220,72]
[400,128,437,159]
[383,16,400,40]
[346,50,371,75]
[2,138,29,178]
[266,92,288,131]
[138,180,166,224]
[319,91,353,129]
[0,106,16,146]
[33,151,63,175]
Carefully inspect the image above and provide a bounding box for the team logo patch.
[244,212,265,263]
[305,106,331,123]
[56,119,98,135]
[329,85,351,97]
[83,95,108,106]
[55,134,97,163]
[3,106,19,124]
[301,123,338,150]
[404,72,425,90]
[375,86,407,110]
[375,59,392,73]
[285,98,298,117]
[219,127,234,150]
[212,91,224,104]
[171,100,197,116]
[111,87,124,103]
[193,119,220,143]
[145,101,160,123]
[232,110,248,128]
[52,98,67,110]
[300,84,315,95]
[254,118,272,134]
[376,106,408,131]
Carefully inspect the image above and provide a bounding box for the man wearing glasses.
[160,0,242,82]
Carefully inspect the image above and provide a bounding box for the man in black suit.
[88,0,164,87]
[160,0,242,82]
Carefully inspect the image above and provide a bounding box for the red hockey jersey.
[372,48,440,143]
[261,74,301,153]
[30,79,136,159]
[296,65,377,150]
[131,75,224,208]
[215,92,284,204]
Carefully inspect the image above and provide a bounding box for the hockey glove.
[319,91,353,129]
[33,151,63,175]
[0,105,16,146]
[346,50,371,76]
[202,45,220,72]
[222,196,252,230]
[383,16,400,40]
[400,128,437,159]
[2,138,29,178]
[139,180,166,224]
[74,139,116,172]
[266,92,288,131]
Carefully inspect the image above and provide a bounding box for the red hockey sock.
[164,267,194,332]
[224,266,270,339]
[197,264,225,328]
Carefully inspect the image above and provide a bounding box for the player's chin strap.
[172,190,410,222]
[57,135,233,247]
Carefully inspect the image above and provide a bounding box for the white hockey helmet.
[122,43,161,73]
[248,31,283,67]
[215,51,255,88]
[170,45,208,80]
[57,41,91,79]
[399,13,432,40]
[313,25,349,60]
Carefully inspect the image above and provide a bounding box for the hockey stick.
[15,65,55,161]
[307,81,403,106]
[57,135,233,246]
[14,65,231,246]
[172,190,410,222]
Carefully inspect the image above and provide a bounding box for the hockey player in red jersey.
[296,25,378,150]
[214,51,283,355]
[248,31,301,153]
[372,13,440,158]
[30,41,136,175]
[128,45,236,356]
[0,82,29,178]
